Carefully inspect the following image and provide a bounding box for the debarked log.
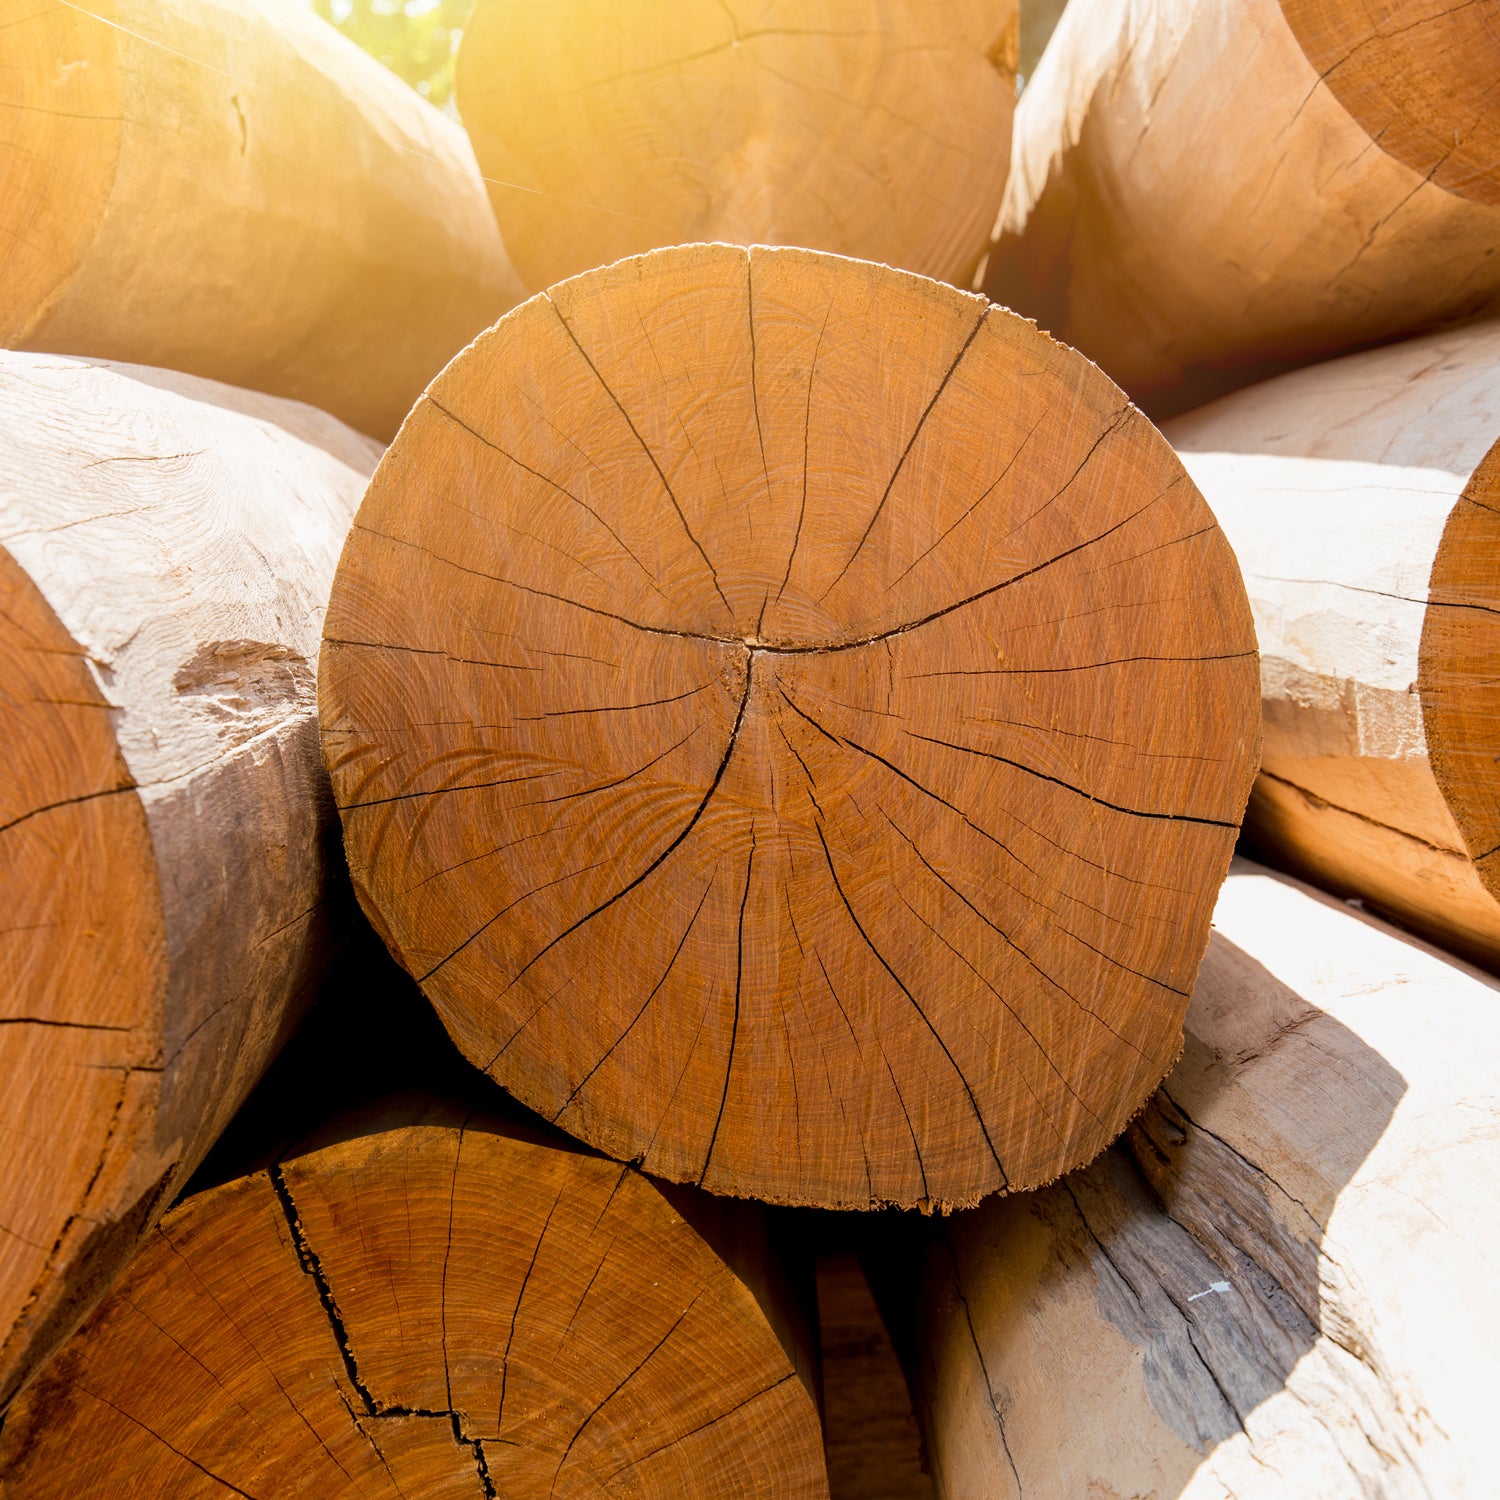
[1168,318,1500,970]
[0,352,378,1408]
[985,0,1500,414]
[0,0,525,439]
[909,860,1500,1498]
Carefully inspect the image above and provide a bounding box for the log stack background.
[3,0,1499,1496]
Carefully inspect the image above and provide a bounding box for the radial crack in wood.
[1168,318,1500,971]
[455,0,1017,290]
[320,243,1262,1210]
[0,352,378,1410]
[0,1100,829,1499]
[985,0,1500,415]
[0,0,525,439]
[903,861,1500,1498]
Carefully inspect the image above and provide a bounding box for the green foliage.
[308,0,475,107]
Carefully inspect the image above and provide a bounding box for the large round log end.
[0,1108,829,1498]
[322,244,1260,1210]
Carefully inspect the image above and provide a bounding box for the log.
[0,0,525,440]
[319,242,1262,1210]
[0,352,378,1409]
[985,0,1500,414]
[0,1097,830,1498]
[906,859,1500,1498]
[454,0,1017,291]
[1166,320,1500,970]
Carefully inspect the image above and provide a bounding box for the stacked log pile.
[4,0,1500,1494]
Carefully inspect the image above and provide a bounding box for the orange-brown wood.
[1281,0,1500,207]
[455,0,1016,290]
[987,0,1500,415]
[0,353,377,1409]
[320,243,1261,1211]
[1168,320,1500,969]
[0,1099,829,1498]
[0,0,525,439]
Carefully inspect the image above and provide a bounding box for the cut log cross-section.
[321,244,1262,1210]
[987,0,1500,413]
[0,1101,830,1498]
[1167,319,1500,970]
[455,0,1017,290]
[0,353,378,1410]
[0,0,525,438]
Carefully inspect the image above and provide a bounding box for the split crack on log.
[267,1166,499,1498]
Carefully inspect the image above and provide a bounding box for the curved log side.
[0,1101,829,1499]
[1167,319,1500,970]
[0,353,378,1409]
[0,0,525,439]
[320,243,1261,1209]
[910,860,1500,1498]
[985,0,1500,414]
[455,0,1016,289]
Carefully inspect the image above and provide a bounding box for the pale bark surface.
[1168,319,1500,969]
[0,0,525,439]
[0,1100,830,1498]
[0,353,378,1410]
[321,243,1261,1210]
[911,861,1500,1498]
[986,0,1500,413]
[456,0,1017,291]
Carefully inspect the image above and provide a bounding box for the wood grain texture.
[908,860,1500,1499]
[320,243,1262,1210]
[0,353,378,1410]
[0,0,525,440]
[1168,319,1500,970]
[985,0,1500,414]
[455,0,1016,290]
[0,1099,829,1498]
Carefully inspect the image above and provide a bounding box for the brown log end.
[454,0,1017,289]
[0,1102,829,1498]
[0,546,167,1410]
[1422,435,1500,902]
[1280,0,1500,206]
[320,243,1261,1210]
